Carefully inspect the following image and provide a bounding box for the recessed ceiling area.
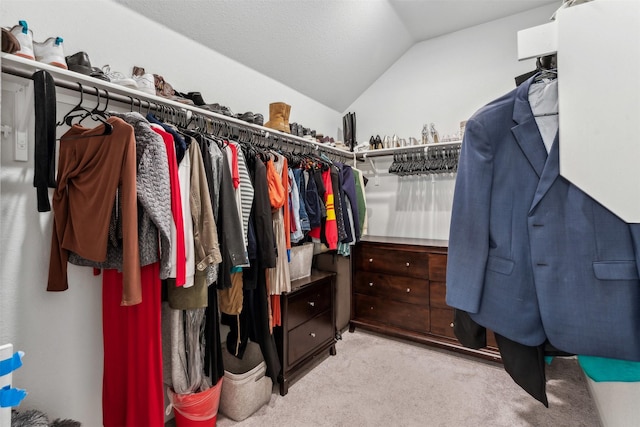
[114,0,558,112]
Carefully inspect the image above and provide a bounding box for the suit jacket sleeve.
[446,116,494,313]
[631,224,640,275]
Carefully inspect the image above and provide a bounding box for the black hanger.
[57,83,91,127]
[126,95,135,112]
[79,89,108,123]
[78,89,113,135]
[533,54,558,83]
[57,84,112,135]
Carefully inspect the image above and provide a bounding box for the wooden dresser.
[275,270,337,395]
[350,236,500,361]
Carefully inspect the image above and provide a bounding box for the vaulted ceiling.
[114,0,558,112]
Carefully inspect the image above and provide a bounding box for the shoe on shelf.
[135,73,156,95]
[203,103,234,116]
[102,65,138,89]
[9,20,34,60]
[2,28,20,54]
[185,92,206,106]
[132,66,156,95]
[253,113,264,126]
[33,36,67,69]
[65,51,110,81]
[238,111,255,123]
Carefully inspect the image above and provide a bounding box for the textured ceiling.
[114,0,558,112]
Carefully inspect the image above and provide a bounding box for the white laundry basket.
[219,342,272,421]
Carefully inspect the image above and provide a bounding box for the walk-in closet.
[1,1,638,426]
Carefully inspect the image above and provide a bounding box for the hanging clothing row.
[388,145,461,176]
[32,70,367,427]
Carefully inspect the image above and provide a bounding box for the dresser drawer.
[355,245,428,279]
[354,294,429,333]
[430,307,456,339]
[430,307,499,348]
[286,281,331,331]
[354,271,428,305]
[429,280,447,308]
[428,253,447,282]
[287,311,334,366]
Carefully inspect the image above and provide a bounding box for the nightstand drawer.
[354,294,429,333]
[355,245,428,279]
[354,271,428,305]
[288,311,334,365]
[287,281,331,331]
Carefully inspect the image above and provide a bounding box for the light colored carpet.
[168,329,601,427]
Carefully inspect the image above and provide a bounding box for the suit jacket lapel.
[530,131,560,214]
[511,77,547,178]
[510,76,561,213]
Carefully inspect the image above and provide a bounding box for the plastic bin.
[219,342,272,421]
[289,243,314,281]
[167,378,223,427]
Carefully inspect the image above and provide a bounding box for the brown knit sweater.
[47,117,141,305]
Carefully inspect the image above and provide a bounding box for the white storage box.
[219,342,272,422]
[289,242,314,281]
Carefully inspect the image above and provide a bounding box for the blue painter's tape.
[0,385,27,408]
[0,351,24,377]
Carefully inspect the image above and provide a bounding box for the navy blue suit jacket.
[446,76,640,361]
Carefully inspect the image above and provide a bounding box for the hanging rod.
[358,139,462,160]
[1,53,356,163]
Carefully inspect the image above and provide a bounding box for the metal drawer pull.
[406,262,410,267]
[310,332,316,338]
[308,301,315,307]
[369,282,374,287]
[406,288,411,293]
[369,258,373,263]
[450,322,454,328]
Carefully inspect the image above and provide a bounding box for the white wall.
[349,3,559,144]
[0,1,341,425]
[1,0,341,137]
[349,4,558,241]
